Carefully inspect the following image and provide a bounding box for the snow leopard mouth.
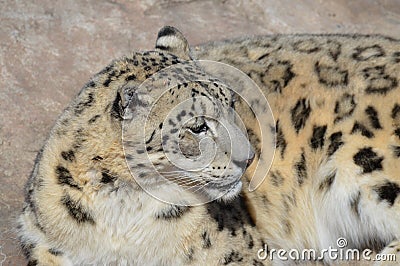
[202,179,243,201]
[212,179,242,190]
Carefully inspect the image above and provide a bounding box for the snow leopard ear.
[155,26,191,60]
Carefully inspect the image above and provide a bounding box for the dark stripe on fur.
[155,205,190,219]
[319,171,336,191]
[100,171,116,184]
[48,248,63,256]
[61,194,94,224]
[291,98,311,133]
[353,147,383,173]
[56,166,81,190]
[327,131,344,156]
[201,231,212,248]
[365,106,382,129]
[373,181,400,206]
[310,125,327,150]
[351,122,374,138]
[275,120,287,158]
[294,152,307,185]
[61,150,75,162]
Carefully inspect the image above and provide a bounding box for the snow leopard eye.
[187,117,209,135]
[188,122,209,134]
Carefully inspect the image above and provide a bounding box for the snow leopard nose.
[246,153,255,168]
[233,153,255,169]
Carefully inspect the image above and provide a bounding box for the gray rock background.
[0,0,399,264]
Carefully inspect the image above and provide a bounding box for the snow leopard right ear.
[155,26,191,60]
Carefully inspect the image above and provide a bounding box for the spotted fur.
[195,33,400,264]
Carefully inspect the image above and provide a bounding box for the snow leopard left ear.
[155,26,191,60]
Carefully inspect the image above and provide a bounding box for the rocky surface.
[1,0,399,264]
